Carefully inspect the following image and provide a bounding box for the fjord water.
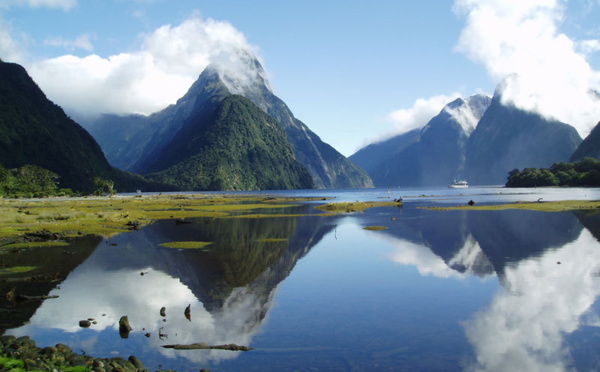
[5,187,600,371]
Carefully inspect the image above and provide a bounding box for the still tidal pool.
[3,187,600,371]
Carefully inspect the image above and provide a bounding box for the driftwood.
[6,287,58,302]
[162,343,254,351]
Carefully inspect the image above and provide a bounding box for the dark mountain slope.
[351,94,491,187]
[0,61,161,192]
[349,129,421,174]
[145,95,313,190]
[464,91,581,185]
[80,59,373,189]
[570,121,600,162]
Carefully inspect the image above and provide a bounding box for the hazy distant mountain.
[0,61,162,192]
[82,55,373,189]
[570,121,600,162]
[351,94,491,187]
[464,89,582,185]
[349,129,421,174]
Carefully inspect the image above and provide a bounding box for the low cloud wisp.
[454,0,600,138]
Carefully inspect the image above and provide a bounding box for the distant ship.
[448,180,468,188]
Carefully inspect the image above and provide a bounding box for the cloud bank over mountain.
[0,12,264,117]
[454,0,600,137]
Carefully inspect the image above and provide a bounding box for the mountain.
[144,95,313,190]
[0,61,163,193]
[349,128,421,174]
[464,88,582,185]
[81,56,373,189]
[570,121,600,162]
[350,94,491,187]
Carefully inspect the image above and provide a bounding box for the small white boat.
[448,180,468,188]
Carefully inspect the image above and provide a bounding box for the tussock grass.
[0,194,315,241]
[315,201,402,214]
[423,200,600,212]
[159,241,213,249]
[363,226,388,231]
[0,266,36,275]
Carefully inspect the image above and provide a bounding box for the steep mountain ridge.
[464,90,582,185]
[351,94,491,187]
[0,61,160,192]
[81,57,373,189]
[144,95,314,190]
[570,121,600,162]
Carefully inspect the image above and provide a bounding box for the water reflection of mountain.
[6,206,339,367]
[99,205,338,311]
[0,235,101,334]
[363,207,583,277]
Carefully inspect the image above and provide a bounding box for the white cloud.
[365,93,461,146]
[454,0,600,138]
[0,0,77,11]
[464,229,600,371]
[26,14,262,116]
[44,33,94,52]
[0,20,27,63]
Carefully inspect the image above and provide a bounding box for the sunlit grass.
[423,200,600,212]
[3,241,69,248]
[314,201,402,214]
[0,266,36,275]
[0,194,315,241]
[363,226,388,231]
[257,238,288,243]
[159,241,213,249]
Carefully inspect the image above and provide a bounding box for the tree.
[94,177,116,196]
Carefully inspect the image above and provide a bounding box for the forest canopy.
[506,157,600,187]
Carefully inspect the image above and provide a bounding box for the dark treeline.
[506,157,600,187]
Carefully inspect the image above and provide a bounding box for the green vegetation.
[146,95,313,191]
[315,200,403,214]
[2,241,69,248]
[160,241,213,249]
[0,195,310,240]
[506,157,600,187]
[363,226,388,231]
[425,200,600,212]
[0,266,36,275]
[257,238,288,242]
[0,163,74,198]
[0,356,25,371]
[0,61,174,194]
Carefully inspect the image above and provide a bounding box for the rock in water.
[119,316,132,338]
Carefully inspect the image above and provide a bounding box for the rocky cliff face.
[81,55,373,189]
[350,94,491,187]
[570,121,600,162]
[464,90,582,185]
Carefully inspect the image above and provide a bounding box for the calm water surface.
[4,187,600,371]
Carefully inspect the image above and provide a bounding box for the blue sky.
[1,0,599,157]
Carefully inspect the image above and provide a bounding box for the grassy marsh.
[363,226,388,231]
[0,194,312,241]
[315,201,403,214]
[424,200,600,212]
[159,241,213,249]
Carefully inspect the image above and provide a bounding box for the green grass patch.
[159,241,213,249]
[0,266,37,275]
[0,356,25,371]
[423,200,600,212]
[0,195,320,240]
[363,226,388,231]
[4,241,69,249]
[315,201,402,214]
[257,238,288,243]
